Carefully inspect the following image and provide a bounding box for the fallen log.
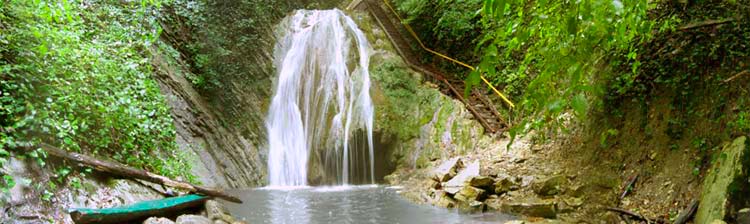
[30,143,242,203]
[678,18,736,31]
[69,194,207,224]
[673,199,699,224]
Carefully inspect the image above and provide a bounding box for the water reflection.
[226,186,515,224]
[269,189,311,224]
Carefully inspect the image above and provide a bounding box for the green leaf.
[493,0,507,18]
[571,93,588,118]
[566,15,578,35]
[2,175,15,191]
[464,70,481,98]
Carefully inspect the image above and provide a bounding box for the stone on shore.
[468,176,494,189]
[434,191,458,208]
[205,200,235,223]
[176,215,212,224]
[494,175,519,195]
[444,160,480,194]
[532,175,567,197]
[143,217,175,224]
[454,186,487,202]
[432,157,464,182]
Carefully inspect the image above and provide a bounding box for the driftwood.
[605,207,667,224]
[724,70,749,83]
[69,194,207,224]
[673,199,699,224]
[678,18,736,31]
[31,143,242,203]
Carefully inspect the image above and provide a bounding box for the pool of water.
[225,185,515,224]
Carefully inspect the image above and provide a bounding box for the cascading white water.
[267,9,375,187]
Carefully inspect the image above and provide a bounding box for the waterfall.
[266,9,375,187]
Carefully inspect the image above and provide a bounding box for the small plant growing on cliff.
[730,111,750,133]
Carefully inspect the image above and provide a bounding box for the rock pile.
[427,158,583,219]
[143,200,246,224]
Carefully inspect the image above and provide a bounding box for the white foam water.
[266,9,375,187]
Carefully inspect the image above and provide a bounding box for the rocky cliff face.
[150,49,267,188]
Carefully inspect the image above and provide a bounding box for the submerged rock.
[176,215,212,224]
[696,137,749,224]
[444,160,480,194]
[143,217,175,224]
[532,175,567,197]
[432,157,463,182]
[486,198,557,219]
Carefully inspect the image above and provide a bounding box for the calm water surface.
[225,185,515,224]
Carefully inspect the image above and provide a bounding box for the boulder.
[431,157,463,182]
[696,137,750,224]
[468,176,494,189]
[444,160,480,194]
[562,197,584,208]
[458,200,486,213]
[737,208,750,224]
[557,197,583,213]
[503,221,525,224]
[434,193,458,208]
[176,215,212,224]
[486,198,557,219]
[143,217,175,224]
[494,175,519,195]
[454,186,487,202]
[532,175,567,196]
[430,180,441,189]
[205,200,235,222]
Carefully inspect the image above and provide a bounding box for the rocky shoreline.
[388,134,750,223]
[143,200,246,224]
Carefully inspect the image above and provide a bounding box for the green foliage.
[475,0,656,139]
[164,0,315,90]
[1,0,194,192]
[393,0,484,73]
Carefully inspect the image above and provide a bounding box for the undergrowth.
[1,0,194,196]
